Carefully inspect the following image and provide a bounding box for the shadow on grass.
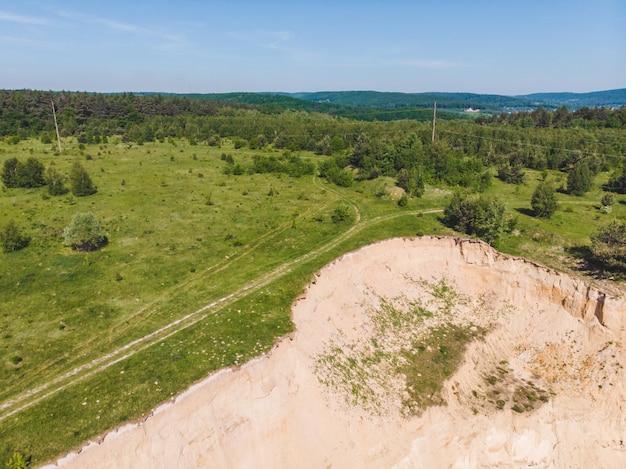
[514,207,535,217]
[565,245,626,280]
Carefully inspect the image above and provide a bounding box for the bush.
[331,205,353,224]
[590,221,626,271]
[601,193,614,208]
[63,212,107,252]
[0,220,30,253]
[6,451,31,469]
[443,192,505,244]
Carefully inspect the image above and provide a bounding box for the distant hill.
[517,89,626,109]
[285,89,626,113]
[287,91,536,113]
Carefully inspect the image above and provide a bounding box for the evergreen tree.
[531,180,557,218]
[70,162,97,197]
[604,167,626,194]
[567,161,593,195]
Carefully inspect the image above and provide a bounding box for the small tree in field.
[45,167,69,196]
[590,221,626,271]
[443,192,505,244]
[63,212,107,252]
[0,220,30,253]
[567,161,593,196]
[70,162,97,197]
[531,180,557,218]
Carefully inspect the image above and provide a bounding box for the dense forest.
[1,91,624,184]
[0,90,624,199]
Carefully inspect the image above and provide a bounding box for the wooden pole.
[431,101,437,142]
[51,100,62,153]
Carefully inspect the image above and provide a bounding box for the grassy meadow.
[0,137,623,464]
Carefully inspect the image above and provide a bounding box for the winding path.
[0,182,442,422]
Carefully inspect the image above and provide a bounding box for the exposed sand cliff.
[47,237,626,468]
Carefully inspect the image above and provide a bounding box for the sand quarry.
[47,237,626,468]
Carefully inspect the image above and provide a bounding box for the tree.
[443,192,505,244]
[1,157,20,188]
[19,158,46,188]
[45,167,69,195]
[396,167,425,197]
[63,212,107,252]
[70,162,97,196]
[590,221,626,271]
[0,220,30,253]
[497,162,525,184]
[604,167,626,194]
[567,161,593,195]
[2,157,45,188]
[531,180,557,218]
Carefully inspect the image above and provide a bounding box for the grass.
[314,280,498,416]
[0,137,624,465]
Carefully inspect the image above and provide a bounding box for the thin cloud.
[0,10,49,25]
[55,9,188,49]
[228,29,293,49]
[390,58,467,69]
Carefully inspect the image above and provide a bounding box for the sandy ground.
[45,237,626,468]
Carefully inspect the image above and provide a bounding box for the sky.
[0,0,624,95]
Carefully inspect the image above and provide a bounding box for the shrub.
[0,220,30,253]
[443,192,505,244]
[601,193,614,208]
[331,205,353,224]
[6,451,31,469]
[590,221,626,271]
[63,212,107,252]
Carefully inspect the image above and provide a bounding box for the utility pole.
[51,100,62,153]
[431,101,437,142]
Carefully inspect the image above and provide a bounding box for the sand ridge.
[45,237,626,468]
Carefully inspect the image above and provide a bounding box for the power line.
[438,129,626,161]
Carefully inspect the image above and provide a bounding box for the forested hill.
[288,89,626,112]
[0,89,624,141]
[517,89,626,109]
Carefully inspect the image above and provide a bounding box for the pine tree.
[531,180,557,218]
[567,161,593,196]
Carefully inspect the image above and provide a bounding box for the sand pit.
[47,237,626,468]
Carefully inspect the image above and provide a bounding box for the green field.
[1,137,624,465]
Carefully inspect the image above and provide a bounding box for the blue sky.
[1,0,624,95]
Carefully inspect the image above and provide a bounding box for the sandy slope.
[46,237,626,468]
